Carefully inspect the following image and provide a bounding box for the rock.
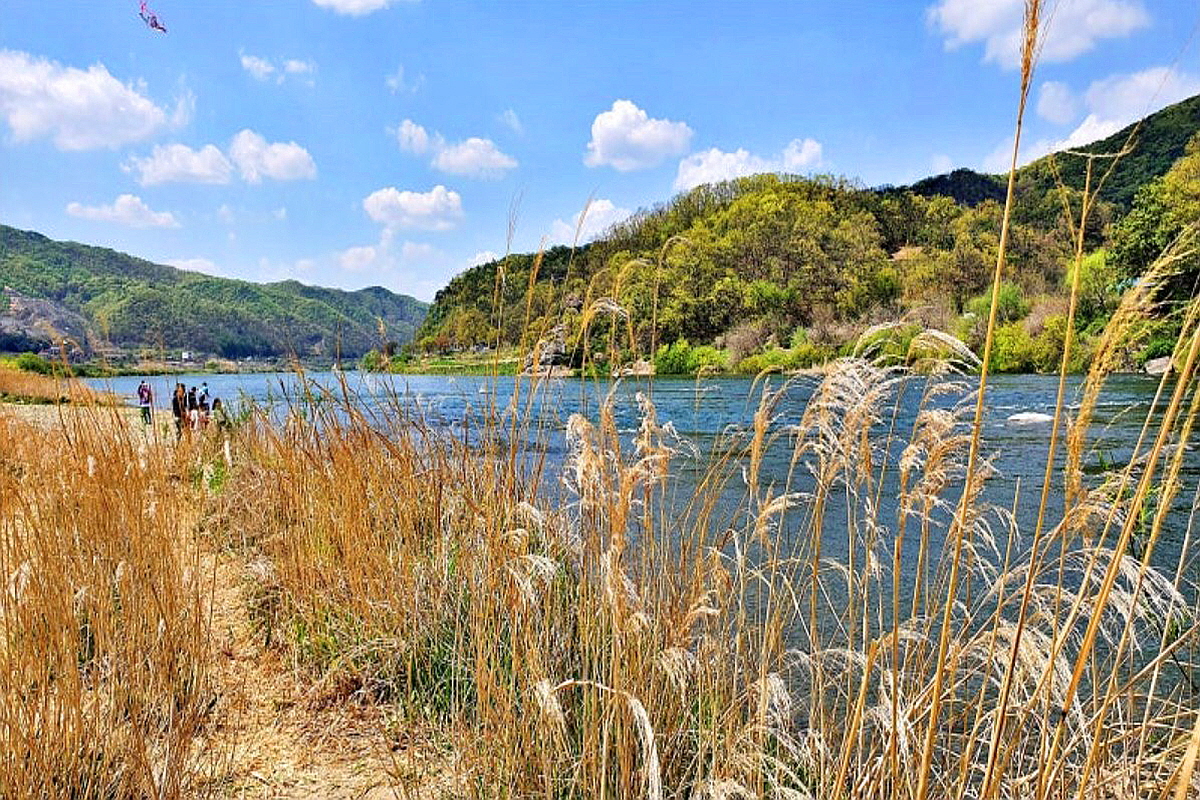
[1144,356,1172,376]
[613,359,654,378]
[522,323,570,374]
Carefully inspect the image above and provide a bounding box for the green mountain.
[0,226,427,359]
[902,93,1200,211]
[414,94,1200,371]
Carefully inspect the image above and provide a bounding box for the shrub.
[989,321,1036,372]
[965,282,1030,325]
[655,340,729,375]
[15,352,53,375]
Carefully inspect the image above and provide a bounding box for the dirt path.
[194,531,461,798]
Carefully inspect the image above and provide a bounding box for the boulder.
[1144,356,1172,376]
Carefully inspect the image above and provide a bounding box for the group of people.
[136,379,230,439]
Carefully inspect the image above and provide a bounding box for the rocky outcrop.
[522,324,571,375]
[1,288,93,353]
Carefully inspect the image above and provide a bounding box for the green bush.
[15,353,52,375]
[989,322,1036,372]
[654,339,693,375]
[966,282,1030,325]
[655,339,729,375]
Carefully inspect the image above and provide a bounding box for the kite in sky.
[139,2,167,33]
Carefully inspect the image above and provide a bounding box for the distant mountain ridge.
[0,226,427,358]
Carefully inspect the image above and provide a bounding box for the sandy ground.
[0,402,461,799]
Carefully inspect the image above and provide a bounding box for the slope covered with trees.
[0,226,427,358]
[414,94,1200,374]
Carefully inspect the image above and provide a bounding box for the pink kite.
[139,1,167,33]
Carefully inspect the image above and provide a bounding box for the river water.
[90,369,1200,584]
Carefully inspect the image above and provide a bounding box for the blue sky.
[1,0,1197,301]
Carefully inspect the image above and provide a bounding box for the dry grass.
[0,363,116,405]
[0,406,213,798]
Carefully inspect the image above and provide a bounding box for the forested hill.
[415,93,1200,374]
[0,226,427,358]
[901,93,1200,210]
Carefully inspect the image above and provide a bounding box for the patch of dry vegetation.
[0,408,213,797]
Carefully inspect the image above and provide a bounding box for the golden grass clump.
[0,407,214,798]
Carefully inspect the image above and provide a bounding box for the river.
[89,369,1199,586]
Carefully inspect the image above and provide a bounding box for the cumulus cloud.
[585,100,692,171]
[548,198,631,245]
[228,129,317,183]
[66,194,179,228]
[385,64,424,94]
[499,109,523,135]
[469,250,500,267]
[674,137,824,191]
[1056,67,1200,149]
[124,143,233,186]
[339,245,377,270]
[1037,80,1079,125]
[312,0,407,15]
[397,119,431,153]
[986,66,1200,168]
[927,0,1149,69]
[240,54,275,81]
[432,137,518,178]
[0,49,187,150]
[395,119,518,179]
[363,185,463,231]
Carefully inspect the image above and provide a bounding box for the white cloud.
[166,257,221,276]
[930,153,954,174]
[927,0,1149,69]
[124,143,233,185]
[499,109,523,135]
[66,194,179,228]
[675,148,773,191]
[674,137,824,191]
[385,64,424,94]
[217,204,234,224]
[241,53,315,85]
[982,66,1200,171]
[585,100,693,171]
[312,0,406,15]
[1057,67,1200,149]
[0,49,185,150]
[240,54,275,81]
[339,245,377,270]
[274,207,288,221]
[396,119,431,153]
[362,185,463,231]
[782,138,823,171]
[1037,80,1078,125]
[549,198,631,245]
[228,129,317,183]
[432,137,518,179]
[284,59,314,75]
[396,119,517,179]
[469,250,499,267]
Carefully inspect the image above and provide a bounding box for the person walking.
[136,380,153,425]
[171,383,187,440]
